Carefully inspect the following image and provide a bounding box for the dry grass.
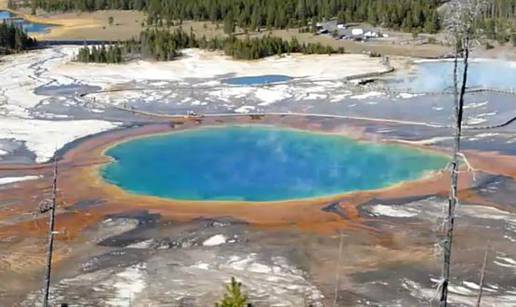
[38,10,145,41]
[251,28,451,58]
[167,22,451,58]
[15,9,145,41]
[171,20,226,40]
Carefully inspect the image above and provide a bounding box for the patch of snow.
[126,239,154,249]
[465,117,487,125]
[369,204,418,218]
[351,91,384,100]
[469,133,500,141]
[398,136,453,145]
[463,281,480,290]
[0,118,119,163]
[202,234,227,246]
[304,93,327,100]
[397,93,421,99]
[329,91,352,102]
[464,101,488,109]
[304,85,327,93]
[404,278,516,306]
[248,262,273,274]
[458,205,516,223]
[448,285,474,295]
[106,264,147,307]
[234,106,255,114]
[209,87,252,102]
[255,87,290,106]
[40,113,70,119]
[0,175,42,185]
[494,256,516,269]
[191,262,210,270]
[475,133,499,138]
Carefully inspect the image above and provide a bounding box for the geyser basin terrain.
[389,59,516,92]
[102,126,447,202]
[223,75,292,86]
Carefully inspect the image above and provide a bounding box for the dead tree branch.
[42,157,58,307]
[475,247,489,307]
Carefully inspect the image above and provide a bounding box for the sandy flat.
[57,48,390,81]
[34,10,145,41]
[5,8,145,41]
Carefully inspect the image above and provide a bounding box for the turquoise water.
[102,126,447,202]
[223,75,292,86]
[0,11,53,33]
[391,60,516,92]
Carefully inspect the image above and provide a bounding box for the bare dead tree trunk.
[475,248,489,307]
[439,35,471,307]
[438,1,485,305]
[332,232,344,307]
[42,158,58,307]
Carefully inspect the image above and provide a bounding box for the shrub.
[215,277,250,307]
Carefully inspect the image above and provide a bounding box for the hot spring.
[389,59,516,92]
[0,11,54,33]
[102,126,447,202]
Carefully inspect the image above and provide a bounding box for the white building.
[364,31,378,38]
[351,28,364,36]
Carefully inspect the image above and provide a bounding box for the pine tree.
[337,11,346,24]
[424,12,440,34]
[0,23,36,54]
[224,10,236,35]
[215,277,249,307]
[31,0,37,15]
[297,0,306,20]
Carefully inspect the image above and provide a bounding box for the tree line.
[14,0,516,38]
[75,27,345,63]
[76,44,123,63]
[16,0,443,33]
[477,0,516,45]
[0,22,37,54]
[196,33,343,60]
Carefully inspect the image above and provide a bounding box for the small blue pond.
[0,10,54,33]
[223,75,292,86]
[390,60,516,92]
[35,84,101,96]
[102,126,447,202]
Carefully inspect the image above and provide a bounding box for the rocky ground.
[13,192,516,306]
